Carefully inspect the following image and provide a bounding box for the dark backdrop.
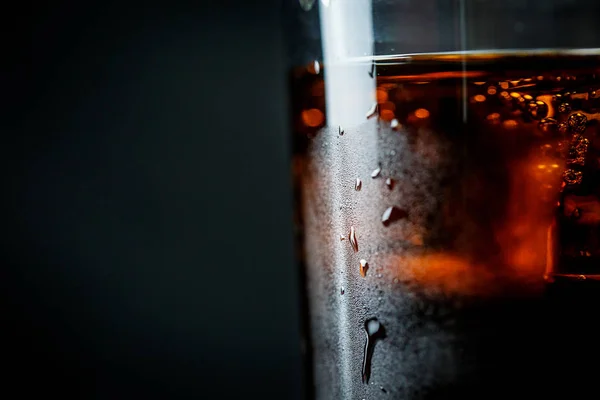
[2,1,302,399]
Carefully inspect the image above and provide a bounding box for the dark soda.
[291,52,600,399]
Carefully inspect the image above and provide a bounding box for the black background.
[2,1,302,398]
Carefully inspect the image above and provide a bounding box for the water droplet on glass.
[359,259,369,277]
[382,206,408,226]
[563,169,583,186]
[390,118,399,130]
[385,178,394,190]
[362,318,384,384]
[380,386,388,393]
[298,0,315,11]
[393,278,399,284]
[390,150,396,156]
[349,226,358,252]
[340,287,345,295]
[371,167,381,178]
[338,125,344,135]
[312,60,320,75]
[366,103,378,119]
[340,235,346,241]
[558,103,572,114]
[571,207,581,220]
[567,112,588,133]
[355,178,362,191]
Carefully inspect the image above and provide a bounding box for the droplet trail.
[362,318,384,384]
[349,226,358,252]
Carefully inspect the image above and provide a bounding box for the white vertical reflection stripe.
[319,1,376,398]
[320,0,376,128]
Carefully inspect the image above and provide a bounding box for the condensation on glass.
[285,1,600,399]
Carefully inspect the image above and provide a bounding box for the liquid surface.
[291,52,600,400]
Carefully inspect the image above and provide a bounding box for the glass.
[285,1,600,398]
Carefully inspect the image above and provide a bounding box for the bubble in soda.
[558,103,572,114]
[538,117,558,133]
[563,169,583,186]
[567,112,588,133]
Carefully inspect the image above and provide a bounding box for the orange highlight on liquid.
[301,108,324,127]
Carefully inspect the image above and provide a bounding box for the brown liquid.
[291,53,600,399]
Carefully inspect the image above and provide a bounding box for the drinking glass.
[285,1,600,398]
